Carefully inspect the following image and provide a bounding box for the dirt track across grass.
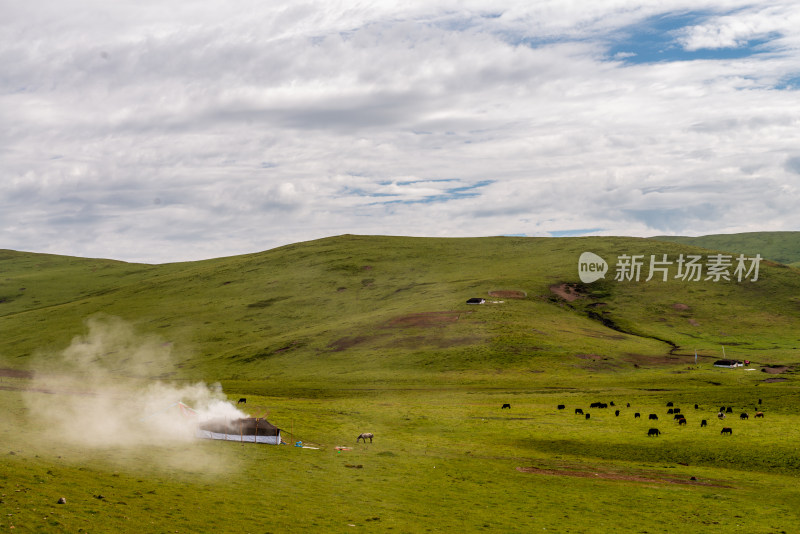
[383,311,464,328]
[0,368,33,379]
[516,465,732,487]
[488,290,526,299]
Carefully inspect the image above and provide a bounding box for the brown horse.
[357,432,374,443]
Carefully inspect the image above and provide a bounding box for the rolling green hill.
[652,231,800,267]
[2,234,799,384]
[4,235,800,533]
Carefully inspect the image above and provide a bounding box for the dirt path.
[0,368,33,379]
[516,465,732,487]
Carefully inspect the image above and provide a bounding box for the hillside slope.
[652,231,800,267]
[2,235,799,383]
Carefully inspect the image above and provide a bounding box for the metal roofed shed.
[197,417,282,444]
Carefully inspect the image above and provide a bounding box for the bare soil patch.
[672,303,690,310]
[762,366,789,374]
[328,335,384,352]
[516,465,732,487]
[488,290,527,299]
[0,384,99,396]
[384,311,463,328]
[549,283,584,302]
[0,368,33,379]
[473,416,537,421]
[328,311,476,351]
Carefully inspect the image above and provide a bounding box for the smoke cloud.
[23,315,248,471]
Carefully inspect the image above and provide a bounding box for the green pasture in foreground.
[2,367,800,533]
[2,234,800,532]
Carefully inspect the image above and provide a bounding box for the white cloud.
[2,1,800,262]
[677,5,800,51]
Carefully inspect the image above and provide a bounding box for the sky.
[2,1,800,264]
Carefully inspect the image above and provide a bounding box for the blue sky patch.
[495,9,781,65]
[341,186,395,198]
[363,179,494,205]
[774,75,800,90]
[445,180,494,195]
[607,10,778,64]
[379,178,458,186]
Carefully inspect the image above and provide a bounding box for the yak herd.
[543,398,766,437]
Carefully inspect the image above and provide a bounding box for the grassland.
[653,231,800,268]
[2,235,800,532]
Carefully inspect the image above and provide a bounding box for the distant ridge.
[651,231,800,267]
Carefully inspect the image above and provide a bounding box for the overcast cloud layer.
[2,1,800,263]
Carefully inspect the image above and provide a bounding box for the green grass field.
[653,231,800,267]
[2,234,800,532]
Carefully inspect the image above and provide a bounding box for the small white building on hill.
[713,359,743,368]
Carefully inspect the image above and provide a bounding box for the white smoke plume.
[23,315,249,470]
